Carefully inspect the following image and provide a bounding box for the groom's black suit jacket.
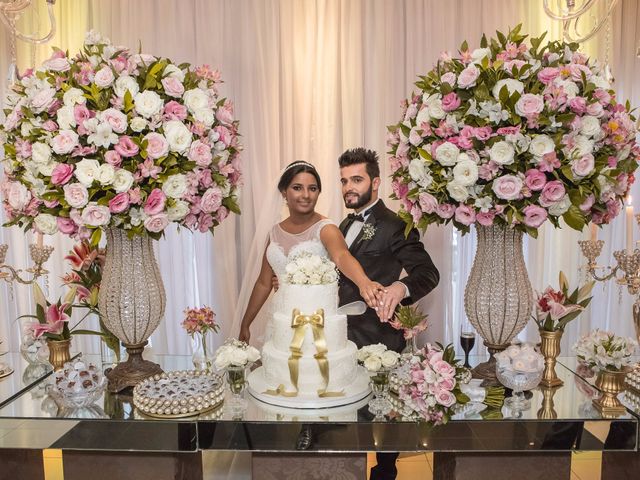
[338,200,440,353]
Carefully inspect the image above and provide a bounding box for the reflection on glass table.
[0,351,52,408]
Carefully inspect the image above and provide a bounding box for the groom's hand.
[376,282,406,322]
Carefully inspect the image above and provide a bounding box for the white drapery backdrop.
[1,0,639,358]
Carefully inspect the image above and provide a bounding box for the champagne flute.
[460,320,476,369]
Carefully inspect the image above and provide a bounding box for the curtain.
[1,0,639,358]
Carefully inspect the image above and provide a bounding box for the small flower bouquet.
[213,338,260,370]
[573,329,638,372]
[389,305,429,339]
[182,306,219,336]
[357,343,401,372]
[535,271,594,332]
[285,252,339,285]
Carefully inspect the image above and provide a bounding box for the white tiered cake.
[248,282,370,408]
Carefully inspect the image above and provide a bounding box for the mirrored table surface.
[0,351,52,408]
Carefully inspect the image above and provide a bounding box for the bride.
[239,161,383,343]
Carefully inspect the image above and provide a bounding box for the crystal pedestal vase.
[464,224,533,382]
[99,228,165,392]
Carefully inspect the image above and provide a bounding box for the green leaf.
[90,228,102,247]
[124,90,134,113]
[562,205,586,231]
[222,196,241,215]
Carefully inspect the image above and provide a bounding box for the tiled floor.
[367,451,602,480]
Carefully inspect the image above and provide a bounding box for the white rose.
[51,130,79,155]
[471,47,492,64]
[193,108,215,127]
[7,182,31,210]
[74,158,101,187]
[98,164,116,185]
[94,66,115,87]
[134,91,164,118]
[363,355,383,372]
[381,350,400,368]
[30,88,56,113]
[446,180,470,202]
[31,143,53,165]
[492,79,524,99]
[435,141,460,166]
[489,141,515,165]
[38,161,57,176]
[163,120,193,153]
[34,214,58,235]
[81,203,111,227]
[100,108,128,134]
[56,105,76,130]
[63,183,89,208]
[426,95,446,120]
[580,116,601,138]
[167,200,189,221]
[163,64,185,82]
[415,107,430,127]
[246,346,260,363]
[548,194,572,216]
[230,348,248,366]
[162,174,188,199]
[453,159,479,186]
[528,135,555,158]
[62,87,86,106]
[130,117,148,132]
[571,135,594,157]
[554,78,579,99]
[214,348,231,370]
[183,88,209,114]
[112,169,134,193]
[408,158,433,188]
[113,76,139,99]
[591,75,610,90]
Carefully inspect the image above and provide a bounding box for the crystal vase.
[98,228,165,392]
[464,224,533,381]
[225,364,249,416]
[192,331,214,371]
[368,368,392,419]
[401,336,419,356]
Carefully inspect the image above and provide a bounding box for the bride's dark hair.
[277,161,322,192]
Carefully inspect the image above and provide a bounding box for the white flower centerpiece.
[357,343,400,414]
[285,252,338,285]
[214,338,260,410]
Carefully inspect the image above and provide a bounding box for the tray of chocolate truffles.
[133,370,225,418]
[47,358,106,408]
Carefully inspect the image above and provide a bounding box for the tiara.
[283,161,315,173]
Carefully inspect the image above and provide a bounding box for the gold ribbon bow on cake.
[265,308,344,398]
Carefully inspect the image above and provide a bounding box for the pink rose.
[161,77,185,98]
[492,175,523,200]
[144,132,169,159]
[433,359,456,378]
[593,89,611,105]
[198,213,214,233]
[216,206,229,223]
[144,188,166,215]
[537,67,560,85]
[474,126,493,141]
[571,154,595,177]
[94,66,115,87]
[569,97,587,114]
[435,390,456,407]
[522,205,548,228]
[458,64,479,88]
[63,183,89,208]
[476,210,495,226]
[45,56,70,72]
[56,217,78,235]
[496,126,520,136]
[102,108,128,133]
[515,93,544,117]
[51,164,74,185]
[163,101,188,121]
[418,192,438,214]
[410,204,422,224]
[200,187,223,213]
[104,150,122,167]
[540,181,566,205]
[114,136,140,158]
[441,72,456,86]
[436,203,455,219]
[42,120,58,132]
[81,203,111,227]
[5,182,31,210]
[570,63,592,82]
[31,88,56,113]
[438,377,456,391]
[586,102,604,117]
[524,169,547,191]
[108,192,130,214]
[580,194,595,212]
[215,103,234,125]
[454,204,476,226]
[188,140,213,167]
[51,130,79,155]
[144,213,170,233]
[442,92,461,112]
[392,180,409,200]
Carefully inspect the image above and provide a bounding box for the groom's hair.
[338,148,380,180]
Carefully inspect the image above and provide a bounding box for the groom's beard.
[343,183,373,210]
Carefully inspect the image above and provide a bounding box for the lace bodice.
[266,219,334,278]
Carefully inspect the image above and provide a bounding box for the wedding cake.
[247,254,370,408]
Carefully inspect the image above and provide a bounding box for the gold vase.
[47,338,71,371]
[593,368,629,416]
[537,385,560,419]
[539,330,564,388]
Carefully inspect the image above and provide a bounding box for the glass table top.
[0,351,52,408]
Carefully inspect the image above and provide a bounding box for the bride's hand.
[359,281,384,309]
[239,325,251,344]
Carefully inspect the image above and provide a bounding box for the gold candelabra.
[0,242,54,285]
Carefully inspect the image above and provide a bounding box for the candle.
[590,223,598,242]
[36,232,43,248]
[626,195,634,253]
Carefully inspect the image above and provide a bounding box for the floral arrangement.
[213,338,260,370]
[181,306,219,336]
[534,271,594,331]
[285,252,339,285]
[387,25,639,236]
[357,343,401,372]
[573,329,638,372]
[389,305,429,339]
[20,283,100,341]
[495,343,545,373]
[0,30,242,244]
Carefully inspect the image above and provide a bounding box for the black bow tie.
[347,213,364,222]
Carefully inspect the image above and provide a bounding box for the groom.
[338,148,439,480]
